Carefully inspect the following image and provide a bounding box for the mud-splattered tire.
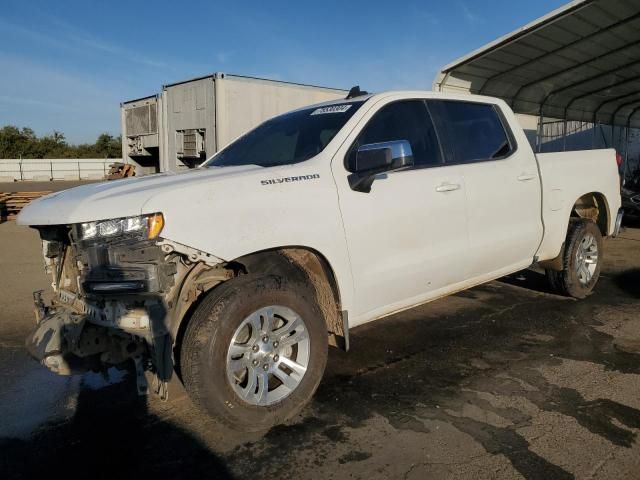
[546,220,603,299]
[180,274,327,432]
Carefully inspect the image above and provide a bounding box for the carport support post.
[625,106,640,182]
[625,121,631,183]
[536,109,544,153]
[563,119,568,151]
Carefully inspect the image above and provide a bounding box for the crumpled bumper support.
[25,308,87,376]
[25,295,169,397]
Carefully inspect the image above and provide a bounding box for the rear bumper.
[613,208,624,237]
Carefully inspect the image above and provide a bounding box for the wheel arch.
[172,245,349,366]
[540,191,610,271]
[571,191,610,237]
[234,246,348,350]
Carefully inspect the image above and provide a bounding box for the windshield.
[204,101,365,168]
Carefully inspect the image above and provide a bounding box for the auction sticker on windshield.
[310,105,352,115]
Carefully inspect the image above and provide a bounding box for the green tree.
[0,126,39,158]
[94,133,122,158]
[0,126,122,159]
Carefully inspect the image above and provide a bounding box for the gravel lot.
[1,217,639,480]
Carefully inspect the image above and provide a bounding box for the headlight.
[79,213,164,241]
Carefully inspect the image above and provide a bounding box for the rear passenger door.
[429,100,543,278]
[332,99,470,321]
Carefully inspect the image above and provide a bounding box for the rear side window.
[429,101,514,164]
[346,100,442,171]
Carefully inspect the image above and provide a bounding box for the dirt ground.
[1,218,639,480]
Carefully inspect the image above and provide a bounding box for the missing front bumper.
[26,307,87,375]
[25,304,147,376]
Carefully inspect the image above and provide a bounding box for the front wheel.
[546,220,604,299]
[180,274,328,431]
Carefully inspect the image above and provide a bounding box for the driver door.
[331,99,470,323]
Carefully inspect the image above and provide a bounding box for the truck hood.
[17,165,261,226]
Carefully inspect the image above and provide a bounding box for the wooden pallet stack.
[106,162,136,180]
[0,191,51,221]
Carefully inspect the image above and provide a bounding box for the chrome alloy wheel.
[576,233,598,285]
[226,306,310,406]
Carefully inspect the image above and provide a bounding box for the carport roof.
[434,0,640,128]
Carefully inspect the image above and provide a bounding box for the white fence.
[0,158,120,181]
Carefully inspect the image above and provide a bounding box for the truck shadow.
[500,265,640,300]
[0,367,235,480]
[223,272,640,479]
[612,268,640,298]
[621,216,640,229]
[497,269,559,296]
[5,266,640,479]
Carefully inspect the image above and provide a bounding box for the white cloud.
[65,33,168,69]
[461,3,483,26]
[0,95,79,111]
[412,8,440,26]
[0,17,168,70]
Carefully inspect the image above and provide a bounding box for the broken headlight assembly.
[78,213,164,242]
[69,213,174,295]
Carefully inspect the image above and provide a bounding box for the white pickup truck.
[18,90,623,431]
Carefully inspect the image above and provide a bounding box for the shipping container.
[120,95,162,175]
[121,73,347,174]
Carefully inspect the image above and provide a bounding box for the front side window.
[205,101,365,168]
[429,101,513,164]
[346,100,442,171]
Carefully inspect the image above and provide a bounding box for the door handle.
[517,174,536,182]
[435,183,461,192]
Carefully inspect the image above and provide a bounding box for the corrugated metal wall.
[216,76,347,148]
[159,74,346,172]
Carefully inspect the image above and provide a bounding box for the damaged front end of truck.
[27,213,233,397]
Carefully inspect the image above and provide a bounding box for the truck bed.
[535,148,621,261]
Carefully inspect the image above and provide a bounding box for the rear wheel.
[180,274,327,431]
[546,220,603,299]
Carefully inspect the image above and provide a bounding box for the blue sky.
[0,0,567,143]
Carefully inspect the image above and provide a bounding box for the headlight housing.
[78,213,164,241]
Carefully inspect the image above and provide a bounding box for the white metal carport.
[434,0,640,176]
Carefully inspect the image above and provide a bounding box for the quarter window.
[346,100,442,170]
[429,101,513,164]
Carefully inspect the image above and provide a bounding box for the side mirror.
[349,140,414,193]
